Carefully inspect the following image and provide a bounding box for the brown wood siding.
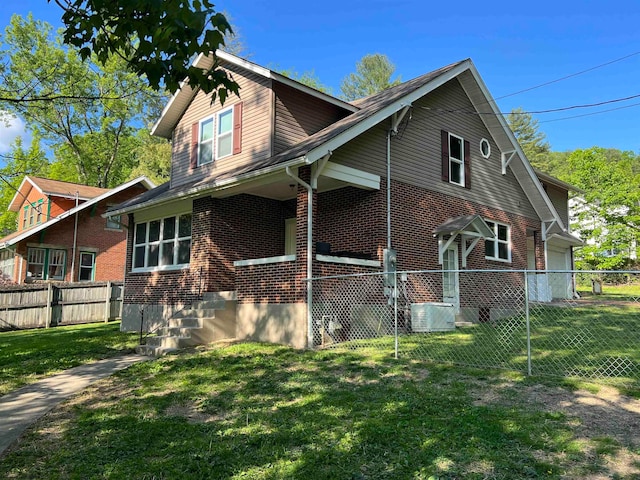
[273,82,350,154]
[331,78,539,220]
[171,64,273,189]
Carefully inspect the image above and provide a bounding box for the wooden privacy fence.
[0,282,123,330]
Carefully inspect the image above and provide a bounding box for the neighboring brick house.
[0,176,153,284]
[109,51,580,349]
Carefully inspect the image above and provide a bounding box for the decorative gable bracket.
[390,105,411,135]
[501,150,517,175]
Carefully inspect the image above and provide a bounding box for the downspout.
[387,131,391,249]
[70,191,79,282]
[286,154,331,349]
[17,250,23,285]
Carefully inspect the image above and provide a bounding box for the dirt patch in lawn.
[473,381,640,478]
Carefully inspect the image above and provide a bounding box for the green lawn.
[335,303,640,396]
[0,343,637,479]
[0,321,139,396]
[576,282,640,300]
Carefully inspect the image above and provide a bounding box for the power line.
[494,50,640,101]
[539,101,640,124]
[421,92,640,117]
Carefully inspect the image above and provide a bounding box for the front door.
[442,245,459,309]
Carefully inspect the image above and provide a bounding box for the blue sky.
[1,0,639,153]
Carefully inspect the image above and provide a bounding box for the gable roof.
[8,176,111,212]
[151,50,358,139]
[113,57,568,233]
[0,176,155,249]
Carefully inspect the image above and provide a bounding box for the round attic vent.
[480,138,491,158]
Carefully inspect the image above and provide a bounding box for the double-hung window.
[27,247,66,280]
[216,108,233,159]
[133,213,192,271]
[441,130,470,188]
[198,117,214,166]
[36,199,43,224]
[22,206,28,229]
[28,204,35,226]
[192,102,242,169]
[198,107,234,166]
[448,133,464,186]
[485,220,511,262]
[79,252,96,281]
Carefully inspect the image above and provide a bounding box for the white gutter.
[107,157,308,217]
[17,251,23,285]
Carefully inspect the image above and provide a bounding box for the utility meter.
[383,248,397,287]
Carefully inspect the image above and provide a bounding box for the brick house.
[109,51,580,350]
[0,176,153,284]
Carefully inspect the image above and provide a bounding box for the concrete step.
[146,335,182,349]
[135,344,178,357]
[171,307,218,319]
[168,317,203,329]
[159,326,199,337]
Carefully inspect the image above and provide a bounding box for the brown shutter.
[233,102,243,155]
[441,130,449,182]
[190,122,199,169]
[464,139,471,189]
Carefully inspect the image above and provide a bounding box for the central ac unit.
[410,302,456,332]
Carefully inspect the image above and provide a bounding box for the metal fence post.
[394,270,398,360]
[524,271,532,376]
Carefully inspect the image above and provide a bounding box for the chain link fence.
[310,270,640,384]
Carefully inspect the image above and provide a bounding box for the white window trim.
[132,213,192,272]
[448,132,465,187]
[480,138,491,159]
[198,116,215,167]
[27,247,66,280]
[485,220,512,263]
[216,106,234,160]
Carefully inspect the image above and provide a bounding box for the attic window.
[191,102,243,169]
[198,117,214,166]
[480,138,490,158]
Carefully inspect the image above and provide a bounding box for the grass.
[339,302,640,397]
[576,282,640,301]
[0,321,139,395]
[1,343,638,479]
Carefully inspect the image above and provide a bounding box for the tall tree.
[126,130,172,186]
[567,147,640,270]
[507,107,552,171]
[0,14,160,188]
[0,135,49,235]
[340,53,401,101]
[279,69,332,94]
[49,0,238,102]
[220,11,250,58]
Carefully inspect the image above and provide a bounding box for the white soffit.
[317,161,380,190]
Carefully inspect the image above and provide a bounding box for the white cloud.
[0,113,28,154]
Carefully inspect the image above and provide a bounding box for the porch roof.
[433,215,495,238]
[433,215,495,268]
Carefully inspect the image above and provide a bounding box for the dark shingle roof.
[112,60,466,214]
